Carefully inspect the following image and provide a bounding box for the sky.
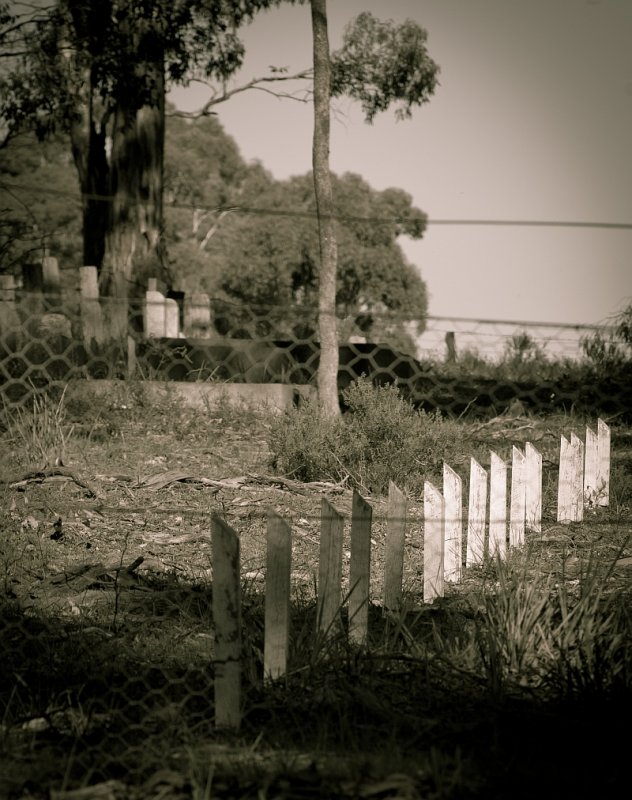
[170,0,632,327]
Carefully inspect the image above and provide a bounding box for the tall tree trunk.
[310,0,340,417]
[68,83,110,271]
[62,0,111,273]
[100,57,168,338]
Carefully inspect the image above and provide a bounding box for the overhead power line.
[2,179,632,230]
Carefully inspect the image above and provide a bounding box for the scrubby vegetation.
[269,378,470,494]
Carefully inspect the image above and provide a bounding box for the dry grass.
[0,381,630,799]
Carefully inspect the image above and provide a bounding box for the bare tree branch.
[0,4,55,48]
[168,69,313,119]
[199,209,231,250]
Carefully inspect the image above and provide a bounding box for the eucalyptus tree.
[2,0,439,373]
[310,3,439,414]
[0,0,300,334]
[209,172,428,344]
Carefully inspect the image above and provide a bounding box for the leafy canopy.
[202,170,429,342]
[331,12,440,122]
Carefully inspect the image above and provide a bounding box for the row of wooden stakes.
[210,418,611,728]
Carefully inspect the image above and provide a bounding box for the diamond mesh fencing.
[1,280,630,417]
[1,279,631,795]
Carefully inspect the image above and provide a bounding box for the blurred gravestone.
[144,283,167,337]
[184,293,212,337]
[80,266,104,344]
[164,298,180,338]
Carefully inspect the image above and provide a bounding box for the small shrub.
[268,397,356,486]
[268,379,467,495]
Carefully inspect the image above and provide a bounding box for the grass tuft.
[2,384,73,467]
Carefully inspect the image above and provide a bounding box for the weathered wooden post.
[445,331,457,363]
[317,498,344,637]
[443,463,463,581]
[423,481,445,602]
[383,482,407,612]
[466,458,487,566]
[525,442,542,533]
[584,425,599,508]
[211,513,241,730]
[558,433,584,523]
[597,418,610,507]
[264,511,292,681]
[127,336,137,378]
[510,446,526,547]
[348,491,372,645]
[570,432,585,521]
[581,419,610,509]
[489,451,507,558]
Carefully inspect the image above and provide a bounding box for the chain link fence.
[1,280,630,418]
[1,279,631,796]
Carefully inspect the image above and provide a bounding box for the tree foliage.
[2,109,428,352]
[1,1,437,359]
[206,171,428,346]
[0,131,81,273]
[163,111,275,287]
[331,12,440,122]
[0,0,292,318]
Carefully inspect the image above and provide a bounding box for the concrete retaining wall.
[87,380,316,413]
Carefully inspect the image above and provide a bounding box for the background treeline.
[1,110,429,353]
[2,104,631,411]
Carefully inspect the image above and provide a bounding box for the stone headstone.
[39,312,72,339]
[164,298,180,338]
[184,293,212,337]
[144,289,166,337]
[42,255,60,293]
[80,266,104,343]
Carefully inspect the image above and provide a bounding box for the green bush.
[268,379,466,495]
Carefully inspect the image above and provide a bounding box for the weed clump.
[268,379,466,495]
